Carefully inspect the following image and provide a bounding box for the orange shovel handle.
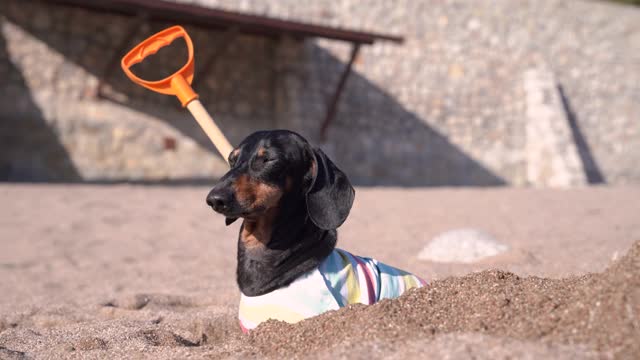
[121,25,234,162]
[121,26,198,107]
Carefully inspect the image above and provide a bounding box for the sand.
[1,184,639,359]
[249,242,640,358]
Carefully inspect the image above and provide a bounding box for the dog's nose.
[206,191,231,212]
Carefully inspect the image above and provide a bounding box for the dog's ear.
[305,148,355,230]
[226,217,238,226]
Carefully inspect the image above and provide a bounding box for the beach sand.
[1,184,639,359]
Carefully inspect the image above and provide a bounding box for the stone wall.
[1,0,280,182]
[249,0,639,186]
[1,0,638,186]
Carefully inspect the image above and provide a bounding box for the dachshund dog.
[206,130,425,332]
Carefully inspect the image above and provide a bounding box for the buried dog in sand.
[120,27,425,333]
[206,130,426,332]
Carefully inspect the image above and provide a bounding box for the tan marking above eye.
[257,148,267,157]
[229,149,240,164]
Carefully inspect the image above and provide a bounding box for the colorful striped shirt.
[238,248,426,332]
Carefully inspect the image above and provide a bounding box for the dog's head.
[206,130,355,231]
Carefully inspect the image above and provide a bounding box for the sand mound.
[247,240,640,358]
[1,239,638,359]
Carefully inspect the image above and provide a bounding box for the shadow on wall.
[0,27,80,181]
[1,2,505,186]
[1,1,278,183]
[557,84,605,185]
[307,44,506,186]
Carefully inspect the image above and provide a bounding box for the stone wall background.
[1,0,278,182]
[1,0,638,186]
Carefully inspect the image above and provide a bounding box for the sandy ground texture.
[1,184,639,359]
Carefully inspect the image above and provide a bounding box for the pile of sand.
[2,186,639,359]
[2,241,637,359]
[247,239,640,358]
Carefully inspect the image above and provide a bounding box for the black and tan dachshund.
[206,130,425,331]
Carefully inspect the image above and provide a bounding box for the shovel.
[121,25,233,164]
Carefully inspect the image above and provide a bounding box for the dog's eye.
[251,155,276,171]
[257,156,275,164]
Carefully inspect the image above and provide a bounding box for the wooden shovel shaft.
[186,99,233,164]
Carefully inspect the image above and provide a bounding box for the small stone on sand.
[419,228,508,263]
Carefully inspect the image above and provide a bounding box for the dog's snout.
[206,190,232,213]
[207,186,234,213]
[207,194,227,210]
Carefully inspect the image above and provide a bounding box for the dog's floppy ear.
[305,148,355,230]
